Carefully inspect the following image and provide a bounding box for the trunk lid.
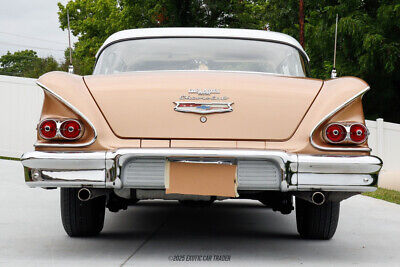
[84,71,322,141]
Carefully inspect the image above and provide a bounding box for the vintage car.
[21,28,382,239]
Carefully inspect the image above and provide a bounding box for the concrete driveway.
[1,159,399,266]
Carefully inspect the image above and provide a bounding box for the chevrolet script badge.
[173,102,233,114]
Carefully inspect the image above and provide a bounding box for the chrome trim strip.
[34,81,98,148]
[310,86,371,152]
[297,154,382,174]
[297,173,374,186]
[93,69,303,78]
[26,181,106,188]
[21,151,106,169]
[296,185,377,192]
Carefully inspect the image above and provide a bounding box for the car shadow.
[94,200,352,265]
[99,199,300,241]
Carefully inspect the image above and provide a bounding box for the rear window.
[94,38,307,77]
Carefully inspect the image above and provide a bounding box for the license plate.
[165,161,238,197]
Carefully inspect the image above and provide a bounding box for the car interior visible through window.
[93,38,307,77]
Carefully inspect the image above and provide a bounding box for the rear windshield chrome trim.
[34,81,97,148]
[310,86,371,152]
[92,69,306,78]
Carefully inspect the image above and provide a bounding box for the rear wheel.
[60,188,106,237]
[295,197,340,240]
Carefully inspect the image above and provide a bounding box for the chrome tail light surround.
[323,122,369,145]
[38,119,58,140]
[324,123,347,143]
[37,118,84,141]
[59,120,84,140]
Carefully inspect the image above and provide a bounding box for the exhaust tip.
[78,188,92,202]
[311,192,325,205]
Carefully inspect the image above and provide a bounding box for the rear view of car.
[21,28,382,239]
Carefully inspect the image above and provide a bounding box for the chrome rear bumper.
[21,148,382,192]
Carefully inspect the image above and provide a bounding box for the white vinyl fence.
[366,119,400,190]
[0,75,398,190]
[0,75,43,157]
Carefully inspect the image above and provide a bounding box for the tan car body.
[36,71,369,156]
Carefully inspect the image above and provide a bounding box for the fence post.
[376,118,384,162]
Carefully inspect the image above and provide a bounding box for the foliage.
[0,50,59,78]
[57,0,268,75]
[264,0,400,122]
[363,188,400,205]
[59,48,85,74]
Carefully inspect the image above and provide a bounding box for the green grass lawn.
[0,156,19,161]
[363,188,400,205]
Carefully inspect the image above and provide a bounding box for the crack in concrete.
[120,213,170,266]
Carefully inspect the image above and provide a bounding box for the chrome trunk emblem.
[188,89,220,95]
[174,102,233,114]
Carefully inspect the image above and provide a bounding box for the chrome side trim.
[310,86,371,152]
[34,81,98,148]
[297,154,382,174]
[21,151,106,169]
[26,181,106,188]
[296,185,377,192]
[297,173,374,186]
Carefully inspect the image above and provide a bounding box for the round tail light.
[60,120,82,139]
[350,124,367,143]
[39,119,57,139]
[325,124,347,143]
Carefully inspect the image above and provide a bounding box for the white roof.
[96,28,309,61]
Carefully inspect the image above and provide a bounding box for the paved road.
[1,159,399,266]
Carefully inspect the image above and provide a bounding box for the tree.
[57,0,268,75]
[0,50,59,78]
[59,48,85,75]
[265,0,400,122]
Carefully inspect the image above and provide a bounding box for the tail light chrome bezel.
[324,123,347,144]
[323,122,369,145]
[38,119,58,140]
[59,119,84,140]
[37,118,84,141]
